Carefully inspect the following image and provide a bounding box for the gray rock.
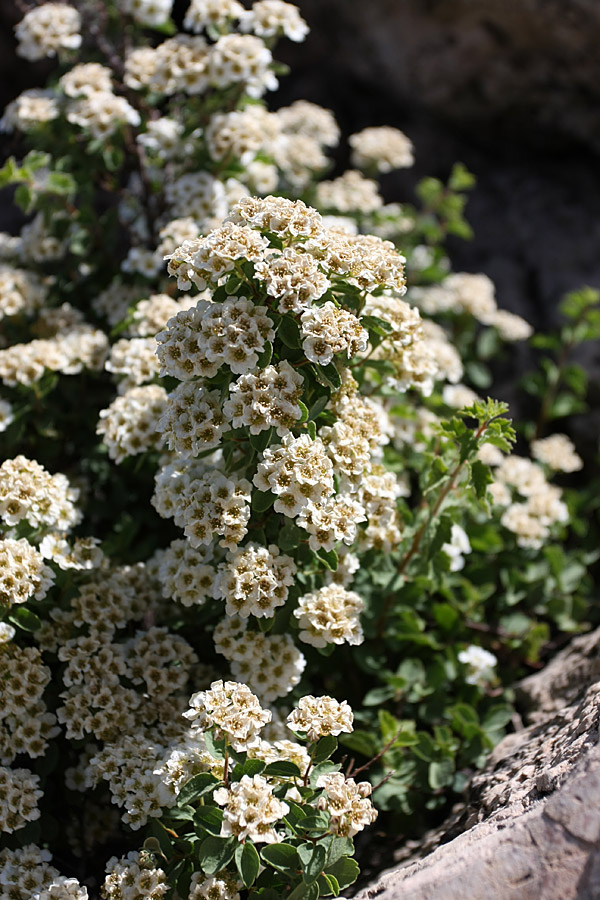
[352,630,600,900]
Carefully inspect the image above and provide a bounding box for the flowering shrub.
[0,0,598,896]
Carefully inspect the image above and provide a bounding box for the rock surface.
[352,627,600,900]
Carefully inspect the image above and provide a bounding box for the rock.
[517,626,600,724]
[352,630,600,900]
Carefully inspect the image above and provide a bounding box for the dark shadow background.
[2,0,599,363]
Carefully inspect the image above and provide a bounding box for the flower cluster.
[214,617,306,702]
[153,459,252,548]
[490,454,570,549]
[349,126,415,173]
[287,694,354,742]
[0,765,43,833]
[157,296,275,377]
[316,772,378,837]
[294,584,365,648]
[214,774,289,843]
[102,852,167,900]
[15,3,81,61]
[213,542,296,618]
[97,385,168,462]
[0,456,80,531]
[0,845,87,900]
[0,0,591,893]
[184,680,271,749]
[224,360,304,435]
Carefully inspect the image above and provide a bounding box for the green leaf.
[250,427,274,453]
[338,730,379,758]
[288,882,319,900]
[412,732,437,762]
[299,843,327,884]
[311,735,338,765]
[257,341,273,368]
[325,837,354,867]
[261,842,299,874]
[319,872,341,897]
[177,773,219,807]
[297,400,309,424]
[427,514,453,560]
[262,760,302,779]
[312,363,342,391]
[470,459,492,499]
[8,607,41,632]
[309,761,340,789]
[278,315,302,349]
[46,171,76,196]
[197,836,237,875]
[360,314,394,336]
[299,812,331,833]
[428,758,455,789]
[325,857,360,890]
[448,162,476,192]
[176,863,193,900]
[432,603,459,631]
[235,840,260,888]
[232,758,266,780]
[278,521,303,551]
[166,805,196,823]
[307,393,330,421]
[306,420,317,440]
[252,489,275,513]
[194,805,224,837]
[316,547,338,571]
[204,731,226,759]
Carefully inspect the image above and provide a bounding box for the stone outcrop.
[353,627,600,900]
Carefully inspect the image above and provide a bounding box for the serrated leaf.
[470,459,492,499]
[428,514,453,560]
[235,840,260,888]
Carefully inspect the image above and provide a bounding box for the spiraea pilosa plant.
[0,0,598,896]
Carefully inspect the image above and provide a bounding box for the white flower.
[287,695,353,742]
[441,523,472,572]
[458,645,498,686]
[214,774,289,843]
